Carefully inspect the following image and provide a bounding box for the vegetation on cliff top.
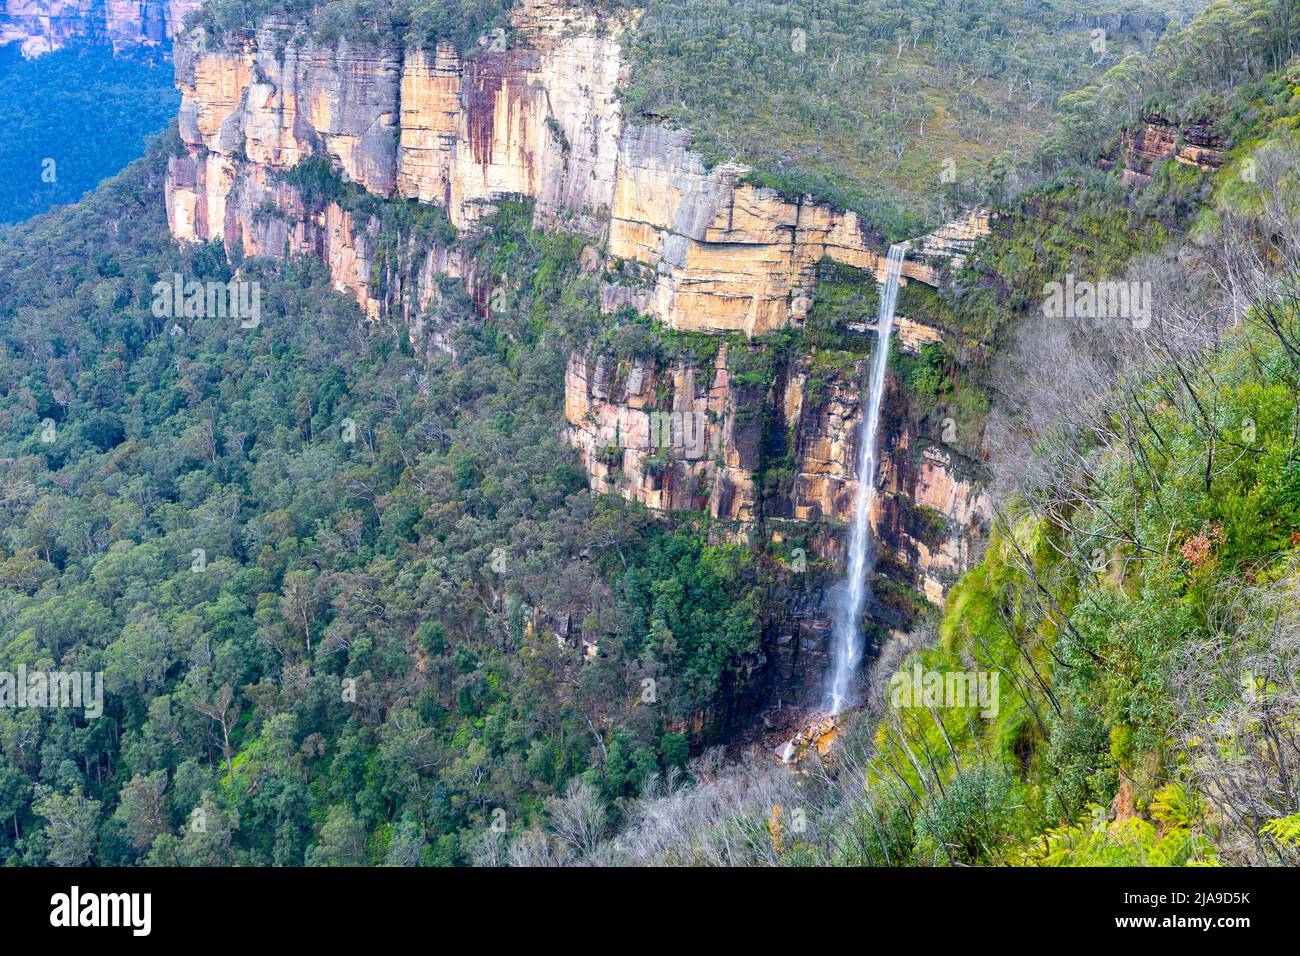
[621,0,1201,239]
[190,0,633,52]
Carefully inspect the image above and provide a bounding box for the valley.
[0,0,1296,872]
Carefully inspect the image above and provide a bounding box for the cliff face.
[606,124,988,335]
[561,333,990,714]
[564,344,762,521]
[165,4,622,223]
[165,2,626,315]
[564,339,990,603]
[160,0,993,715]
[1111,113,1227,187]
[0,0,198,55]
[165,1,987,333]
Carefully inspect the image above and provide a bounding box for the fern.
[1013,803,1218,866]
[1150,783,1203,830]
[1261,814,1300,847]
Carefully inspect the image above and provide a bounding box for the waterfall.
[827,241,908,715]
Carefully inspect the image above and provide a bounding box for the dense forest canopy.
[621,0,1204,237]
[0,130,771,865]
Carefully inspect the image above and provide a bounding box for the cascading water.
[827,241,908,715]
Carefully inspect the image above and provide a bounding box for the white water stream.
[826,242,908,715]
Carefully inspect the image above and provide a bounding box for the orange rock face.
[564,342,991,605]
[1116,114,1225,186]
[164,1,989,338]
[606,130,989,336]
[564,346,757,520]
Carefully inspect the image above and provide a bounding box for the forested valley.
[0,0,1298,872]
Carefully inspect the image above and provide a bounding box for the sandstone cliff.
[158,0,994,716]
[564,341,990,603]
[560,334,990,711]
[605,124,988,335]
[164,1,988,334]
[1108,112,1227,187]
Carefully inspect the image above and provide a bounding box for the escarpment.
[604,125,988,336]
[560,328,991,716]
[0,0,200,55]
[165,2,623,255]
[564,336,990,605]
[1103,112,1227,186]
[160,0,994,715]
[164,0,988,333]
